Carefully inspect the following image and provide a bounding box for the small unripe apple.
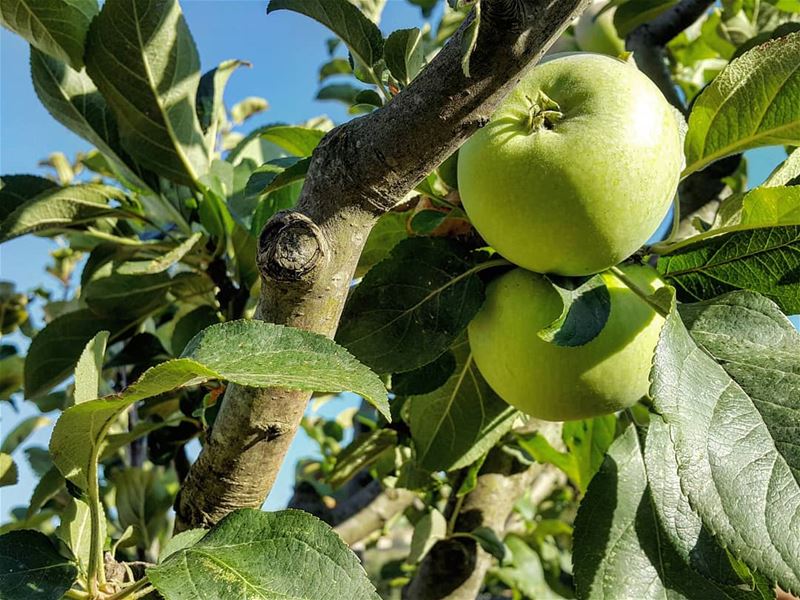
[458,53,682,276]
[575,1,625,56]
[468,266,665,421]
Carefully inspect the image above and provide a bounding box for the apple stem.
[523,91,564,133]
[608,266,669,318]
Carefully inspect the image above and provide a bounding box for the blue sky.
[0,1,793,518]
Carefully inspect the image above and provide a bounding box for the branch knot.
[257,211,328,282]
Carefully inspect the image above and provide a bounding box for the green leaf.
[516,415,616,493]
[227,124,325,163]
[573,425,756,600]
[30,48,148,189]
[683,32,800,176]
[319,56,352,81]
[392,350,456,396]
[24,308,132,397]
[337,238,489,374]
[650,295,800,593]
[496,534,569,599]
[467,526,506,561]
[267,0,384,68]
[384,28,424,85]
[147,508,380,599]
[106,333,170,368]
[245,157,311,199]
[0,453,18,487]
[24,447,52,477]
[84,0,208,187]
[657,225,800,314]
[112,466,175,550]
[115,232,203,276]
[738,185,800,225]
[1,415,50,454]
[0,175,57,223]
[645,417,743,585]
[26,467,64,518]
[329,429,397,488]
[0,183,128,243]
[196,59,248,150]
[715,185,800,228]
[230,96,269,125]
[171,305,220,356]
[0,530,78,600]
[158,529,207,563]
[83,272,173,318]
[355,211,408,277]
[613,0,678,37]
[57,498,105,573]
[182,321,389,417]
[51,320,388,489]
[0,0,97,69]
[538,275,611,347]
[0,353,23,400]
[73,331,108,405]
[409,209,447,234]
[407,337,518,472]
[316,82,362,104]
[407,508,447,564]
[764,148,800,186]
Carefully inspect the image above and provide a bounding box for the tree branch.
[626,0,714,113]
[403,452,554,600]
[174,0,592,531]
[334,484,417,546]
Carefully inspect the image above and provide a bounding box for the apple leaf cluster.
[0,0,799,598]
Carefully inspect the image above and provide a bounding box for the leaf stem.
[86,444,107,594]
[63,589,90,600]
[103,577,152,600]
[608,266,669,318]
[447,493,466,536]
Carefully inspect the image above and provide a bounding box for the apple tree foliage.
[0,0,799,598]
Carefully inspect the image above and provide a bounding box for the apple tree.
[0,0,799,598]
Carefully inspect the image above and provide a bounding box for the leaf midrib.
[130,0,199,183]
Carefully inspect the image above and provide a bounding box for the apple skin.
[457,53,682,276]
[468,265,665,421]
[574,1,625,56]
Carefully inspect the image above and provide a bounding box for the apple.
[458,53,682,277]
[468,265,665,421]
[574,1,625,56]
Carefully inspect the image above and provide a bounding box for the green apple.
[574,1,625,56]
[468,265,664,421]
[458,53,682,276]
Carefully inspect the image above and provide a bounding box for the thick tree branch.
[174,0,592,531]
[403,453,555,600]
